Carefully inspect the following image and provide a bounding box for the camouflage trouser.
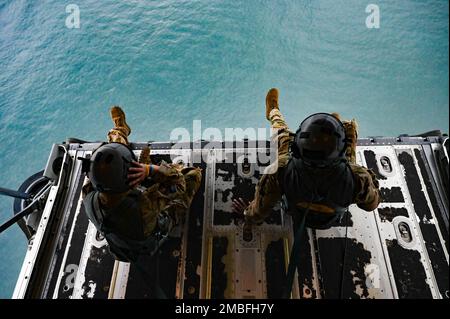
[246,109,359,223]
[108,126,130,145]
[106,121,202,236]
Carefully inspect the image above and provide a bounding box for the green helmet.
[88,143,136,193]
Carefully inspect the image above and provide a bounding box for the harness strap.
[282,206,310,299]
[339,210,350,299]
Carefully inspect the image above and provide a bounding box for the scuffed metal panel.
[17,140,449,299]
[108,261,130,299]
[74,246,114,299]
[363,146,430,298]
[364,150,387,180]
[314,212,393,299]
[53,193,89,298]
[361,144,448,299]
[414,148,449,252]
[378,207,409,222]
[317,237,373,299]
[429,142,449,212]
[211,237,228,298]
[201,149,297,299]
[294,225,321,299]
[46,159,85,298]
[397,148,449,298]
[79,229,114,299]
[380,187,405,203]
[12,185,60,299]
[72,222,114,299]
[386,239,432,298]
[265,239,286,298]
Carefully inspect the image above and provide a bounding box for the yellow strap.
[296,202,335,214]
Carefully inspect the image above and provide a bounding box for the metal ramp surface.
[12,137,449,299]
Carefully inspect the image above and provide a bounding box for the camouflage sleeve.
[152,163,185,187]
[350,164,381,211]
[245,173,282,224]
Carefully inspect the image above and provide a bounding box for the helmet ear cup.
[339,137,349,158]
[291,141,301,159]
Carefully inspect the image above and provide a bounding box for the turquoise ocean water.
[0,0,448,297]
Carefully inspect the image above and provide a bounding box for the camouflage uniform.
[83,123,202,237]
[245,109,380,224]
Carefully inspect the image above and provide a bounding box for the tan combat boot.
[110,106,131,136]
[265,88,279,120]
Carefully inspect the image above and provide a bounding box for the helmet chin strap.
[78,155,92,174]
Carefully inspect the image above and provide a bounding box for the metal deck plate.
[12,138,449,299]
